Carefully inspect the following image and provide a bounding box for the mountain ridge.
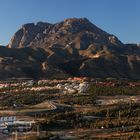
[0,18,139,80]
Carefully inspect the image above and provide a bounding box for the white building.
[0,116,16,124]
[0,116,16,132]
[78,82,89,93]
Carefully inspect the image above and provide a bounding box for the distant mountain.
[0,18,139,80]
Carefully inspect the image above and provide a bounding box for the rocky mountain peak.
[8,18,124,49]
[2,18,139,80]
[8,21,52,48]
[63,17,90,27]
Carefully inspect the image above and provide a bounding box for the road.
[0,100,57,115]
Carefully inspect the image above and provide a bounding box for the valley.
[0,78,140,139]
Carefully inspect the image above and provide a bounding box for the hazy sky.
[0,0,140,45]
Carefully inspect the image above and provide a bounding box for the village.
[0,77,139,139]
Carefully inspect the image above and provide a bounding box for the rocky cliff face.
[8,18,123,49]
[0,18,139,79]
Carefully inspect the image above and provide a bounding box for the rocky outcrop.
[8,22,52,48]
[0,18,139,80]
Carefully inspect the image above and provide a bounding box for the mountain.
[0,18,139,80]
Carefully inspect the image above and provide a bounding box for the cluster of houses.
[0,80,34,89]
[56,81,90,94]
[0,77,140,90]
[0,116,35,134]
[29,86,57,92]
